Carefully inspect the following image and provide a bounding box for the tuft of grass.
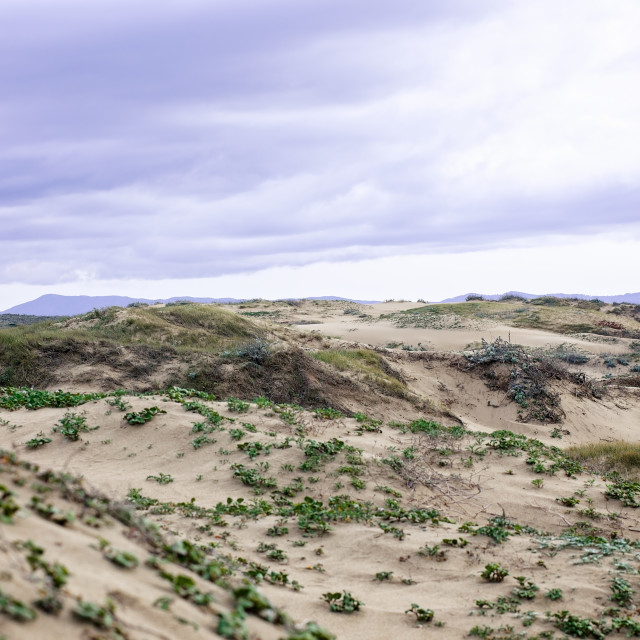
[312,349,407,397]
[567,441,640,478]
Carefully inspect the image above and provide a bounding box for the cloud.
[1,0,640,285]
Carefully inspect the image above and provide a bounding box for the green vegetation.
[322,591,364,613]
[0,589,37,621]
[73,599,125,636]
[480,563,509,582]
[146,472,174,485]
[0,387,104,410]
[123,406,166,425]
[25,431,52,449]
[610,577,634,608]
[103,545,139,569]
[53,412,97,441]
[405,603,434,623]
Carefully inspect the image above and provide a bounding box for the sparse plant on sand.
[26,431,52,448]
[54,412,97,441]
[123,406,166,425]
[322,591,364,613]
[480,563,509,583]
[146,472,173,485]
[405,603,434,623]
[227,397,250,413]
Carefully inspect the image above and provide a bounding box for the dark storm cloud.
[1,0,639,284]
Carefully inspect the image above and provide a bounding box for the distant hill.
[286,296,381,304]
[0,294,244,316]
[439,291,640,304]
[0,294,381,316]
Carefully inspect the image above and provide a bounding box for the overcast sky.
[2,0,639,307]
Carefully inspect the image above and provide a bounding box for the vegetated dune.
[2,299,640,639]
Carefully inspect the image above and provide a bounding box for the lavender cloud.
[1,0,639,285]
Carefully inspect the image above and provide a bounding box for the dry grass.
[0,304,258,386]
[566,441,640,478]
[392,298,640,337]
[312,348,407,397]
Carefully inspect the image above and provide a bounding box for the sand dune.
[2,298,640,638]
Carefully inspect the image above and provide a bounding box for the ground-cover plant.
[54,412,97,441]
[405,603,434,623]
[123,406,166,425]
[103,545,140,569]
[157,570,214,606]
[253,396,273,408]
[459,514,536,544]
[537,531,640,565]
[146,472,173,485]
[480,563,509,582]
[29,496,75,525]
[610,577,634,608]
[191,434,216,449]
[182,401,225,426]
[105,396,131,411]
[267,521,289,537]
[227,397,250,413]
[25,431,52,448]
[237,441,272,459]
[73,599,125,635]
[231,463,277,490]
[313,407,343,420]
[605,479,640,507]
[556,496,580,507]
[15,539,70,588]
[550,610,608,639]
[374,571,393,581]
[512,576,538,600]
[322,591,363,613]
[0,589,37,621]
[0,387,104,411]
[475,596,521,615]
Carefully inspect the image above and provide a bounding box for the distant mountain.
[0,294,244,316]
[439,291,640,304]
[0,294,381,316]
[297,296,381,304]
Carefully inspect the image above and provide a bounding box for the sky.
[1,0,640,308]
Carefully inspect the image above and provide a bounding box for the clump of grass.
[567,441,640,478]
[312,349,407,397]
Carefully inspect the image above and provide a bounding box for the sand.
[2,299,640,639]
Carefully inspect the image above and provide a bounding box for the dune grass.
[312,349,407,397]
[0,305,255,353]
[566,441,640,478]
[391,297,640,336]
[0,304,259,386]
